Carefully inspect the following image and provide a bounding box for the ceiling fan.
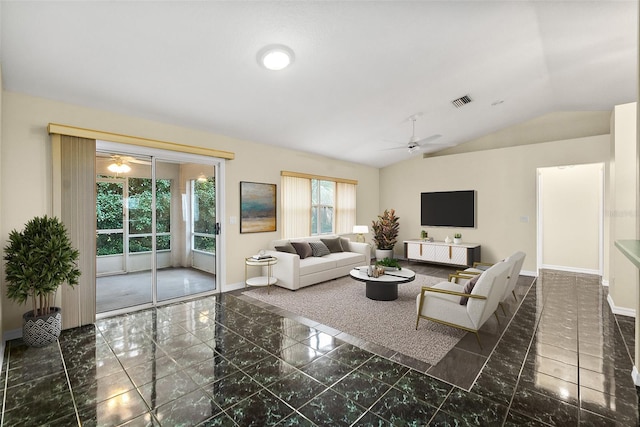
[405,116,442,154]
[386,115,443,154]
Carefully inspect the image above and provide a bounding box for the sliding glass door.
[96,144,219,314]
[155,159,216,302]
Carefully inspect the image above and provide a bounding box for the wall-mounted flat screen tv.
[421,190,476,228]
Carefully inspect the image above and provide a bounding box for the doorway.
[95,141,222,314]
[537,163,604,275]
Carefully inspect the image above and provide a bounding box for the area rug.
[242,274,466,366]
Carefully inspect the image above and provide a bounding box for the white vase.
[444,236,452,244]
[375,249,393,260]
[454,238,462,244]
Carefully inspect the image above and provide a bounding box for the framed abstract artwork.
[240,181,277,233]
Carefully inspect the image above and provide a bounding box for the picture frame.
[240,181,277,233]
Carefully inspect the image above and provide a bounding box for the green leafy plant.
[375,257,402,270]
[371,209,400,250]
[454,233,462,239]
[4,216,81,317]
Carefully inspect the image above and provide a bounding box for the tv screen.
[421,190,476,228]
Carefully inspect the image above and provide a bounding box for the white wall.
[539,163,603,274]
[0,90,380,332]
[380,134,611,276]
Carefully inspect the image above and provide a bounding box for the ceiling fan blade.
[415,134,442,145]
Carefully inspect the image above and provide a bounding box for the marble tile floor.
[1,267,638,426]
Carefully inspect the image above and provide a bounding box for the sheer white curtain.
[335,182,356,234]
[282,175,311,239]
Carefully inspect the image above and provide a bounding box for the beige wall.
[610,102,638,313]
[539,163,603,273]
[0,90,380,332]
[380,134,611,276]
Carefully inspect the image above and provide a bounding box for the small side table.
[245,256,278,293]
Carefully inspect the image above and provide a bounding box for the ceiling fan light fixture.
[257,44,295,71]
[107,156,131,174]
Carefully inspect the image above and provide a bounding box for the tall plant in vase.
[371,209,399,260]
[4,216,81,347]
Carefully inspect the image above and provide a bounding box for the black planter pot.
[22,307,62,347]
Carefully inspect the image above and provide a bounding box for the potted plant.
[371,209,399,260]
[454,233,462,244]
[4,216,80,347]
[375,257,402,270]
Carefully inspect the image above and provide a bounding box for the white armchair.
[416,261,511,348]
[458,251,526,307]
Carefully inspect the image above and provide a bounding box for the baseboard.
[222,282,246,293]
[520,269,537,277]
[632,366,640,386]
[607,294,636,318]
[3,328,22,343]
[540,264,601,276]
[601,278,609,287]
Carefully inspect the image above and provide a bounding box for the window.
[128,178,171,253]
[96,179,124,256]
[192,177,216,254]
[281,171,356,239]
[96,176,172,256]
[311,179,335,235]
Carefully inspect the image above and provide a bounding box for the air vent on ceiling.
[451,94,472,108]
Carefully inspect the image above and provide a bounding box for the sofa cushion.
[309,241,331,257]
[291,241,313,259]
[325,252,366,268]
[274,241,297,254]
[299,257,337,275]
[321,237,344,253]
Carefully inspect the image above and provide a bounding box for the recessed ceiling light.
[257,44,295,71]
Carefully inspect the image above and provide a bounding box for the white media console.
[404,239,481,267]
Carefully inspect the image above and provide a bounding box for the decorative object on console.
[454,233,462,244]
[372,209,399,260]
[352,225,369,243]
[444,236,452,244]
[421,230,428,239]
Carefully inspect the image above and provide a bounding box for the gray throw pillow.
[340,237,351,251]
[459,275,480,305]
[321,237,343,253]
[309,241,331,257]
[291,241,313,259]
[274,242,296,254]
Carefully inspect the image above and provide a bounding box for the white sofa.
[263,235,371,290]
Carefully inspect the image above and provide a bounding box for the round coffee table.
[349,267,416,301]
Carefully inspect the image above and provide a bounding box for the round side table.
[245,256,278,293]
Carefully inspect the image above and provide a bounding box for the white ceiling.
[1,1,637,168]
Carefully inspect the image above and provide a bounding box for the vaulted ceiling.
[1,1,636,167]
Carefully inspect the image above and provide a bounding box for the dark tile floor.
[1,267,638,426]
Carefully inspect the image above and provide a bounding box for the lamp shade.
[353,225,369,234]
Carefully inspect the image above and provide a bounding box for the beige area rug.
[242,274,466,366]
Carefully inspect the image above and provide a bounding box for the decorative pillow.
[340,237,351,252]
[291,241,313,259]
[309,241,331,257]
[459,274,480,305]
[274,242,297,254]
[321,237,343,253]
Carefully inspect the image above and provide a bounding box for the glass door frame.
[96,140,226,318]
